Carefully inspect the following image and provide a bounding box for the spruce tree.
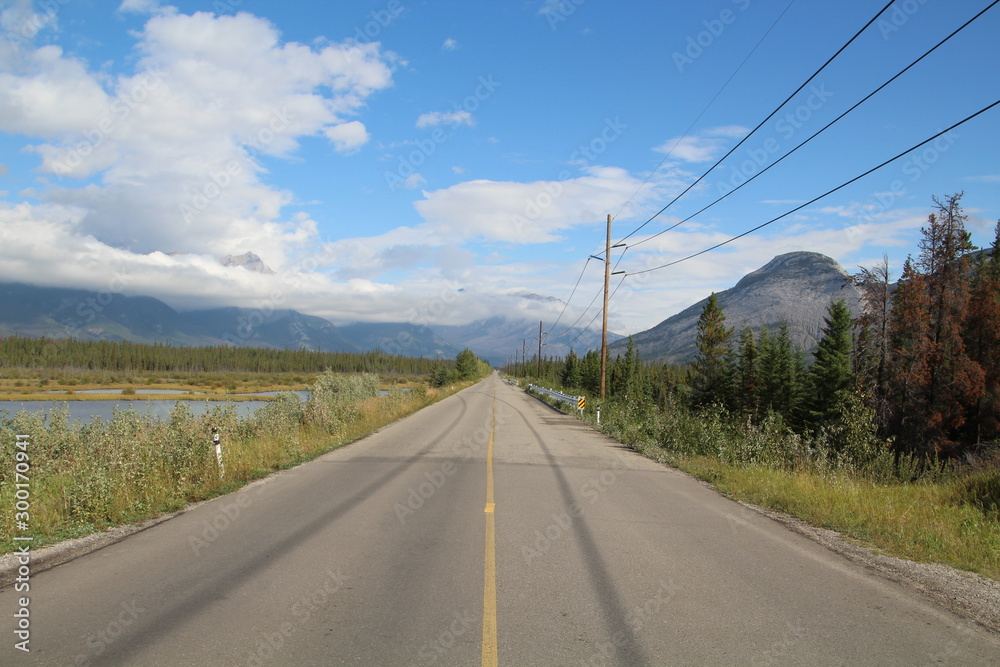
[691,293,733,407]
[963,221,1000,444]
[805,300,855,427]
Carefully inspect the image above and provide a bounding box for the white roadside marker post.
[212,427,224,477]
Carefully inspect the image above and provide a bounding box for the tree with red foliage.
[963,221,1000,445]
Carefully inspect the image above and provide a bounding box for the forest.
[508,193,999,462]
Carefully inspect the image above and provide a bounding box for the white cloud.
[416,110,474,128]
[442,38,458,51]
[403,173,427,189]
[413,165,684,244]
[324,120,370,153]
[1,8,397,266]
[655,125,748,163]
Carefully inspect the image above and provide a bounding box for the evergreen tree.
[454,348,479,380]
[561,348,581,389]
[734,326,760,417]
[805,300,855,427]
[691,293,733,407]
[579,349,602,396]
[759,322,803,424]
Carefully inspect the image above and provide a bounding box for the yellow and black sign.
[577,397,586,410]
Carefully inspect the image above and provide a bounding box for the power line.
[545,256,594,337]
[610,0,798,225]
[614,0,895,246]
[566,274,627,347]
[627,0,1000,251]
[623,97,1000,277]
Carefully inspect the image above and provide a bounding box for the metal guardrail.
[527,385,585,411]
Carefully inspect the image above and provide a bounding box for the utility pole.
[522,338,527,378]
[596,214,626,401]
[600,214,611,401]
[537,320,543,378]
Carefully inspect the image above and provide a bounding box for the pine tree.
[691,293,733,407]
[734,326,760,417]
[759,322,803,424]
[561,348,581,389]
[805,300,855,428]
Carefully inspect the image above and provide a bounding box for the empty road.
[2,373,998,665]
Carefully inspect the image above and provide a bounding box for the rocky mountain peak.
[220,251,275,275]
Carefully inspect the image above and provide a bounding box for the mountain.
[611,252,863,364]
[0,282,619,364]
[0,283,356,352]
[220,251,275,274]
[432,316,623,366]
[337,322,461,359]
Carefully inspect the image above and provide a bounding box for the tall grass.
[589,397,1000,580]
[0,372,445,552]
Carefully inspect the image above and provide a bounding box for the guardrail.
[527,385,586,413]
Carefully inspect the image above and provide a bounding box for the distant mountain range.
[0,251,870,367]
[609,251,863,364]
[0,282,609,366]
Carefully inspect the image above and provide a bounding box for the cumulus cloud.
[1,7,397,267]
[324,120,370,153]
[442,38,458,51]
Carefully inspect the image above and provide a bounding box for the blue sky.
[1,0,998,339]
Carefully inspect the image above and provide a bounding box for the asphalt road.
[2,374,998,665]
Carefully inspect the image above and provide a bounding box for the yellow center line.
[482,387,498,667]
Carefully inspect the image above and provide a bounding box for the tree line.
[507,193,998,459]
[0,336,451,377]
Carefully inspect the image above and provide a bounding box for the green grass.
[0,376,475,555]
[674,456,1000,580]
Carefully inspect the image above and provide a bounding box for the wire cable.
[610,0,798,224]
[624,97,1000,277]
[627,0,999,250]
[545,257,594,337]
[614,0,895,246]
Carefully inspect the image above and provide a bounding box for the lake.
[0,389,398,425]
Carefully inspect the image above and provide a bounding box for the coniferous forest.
[509,193,999,463]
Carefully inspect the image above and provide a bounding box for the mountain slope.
[612,252,862,364]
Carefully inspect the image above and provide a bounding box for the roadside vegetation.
[518,194,1000,580]
[0,347,491,554]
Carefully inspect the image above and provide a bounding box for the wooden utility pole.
[522,338,527,378]
[537,320,543,378]
[600,213,611,401]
